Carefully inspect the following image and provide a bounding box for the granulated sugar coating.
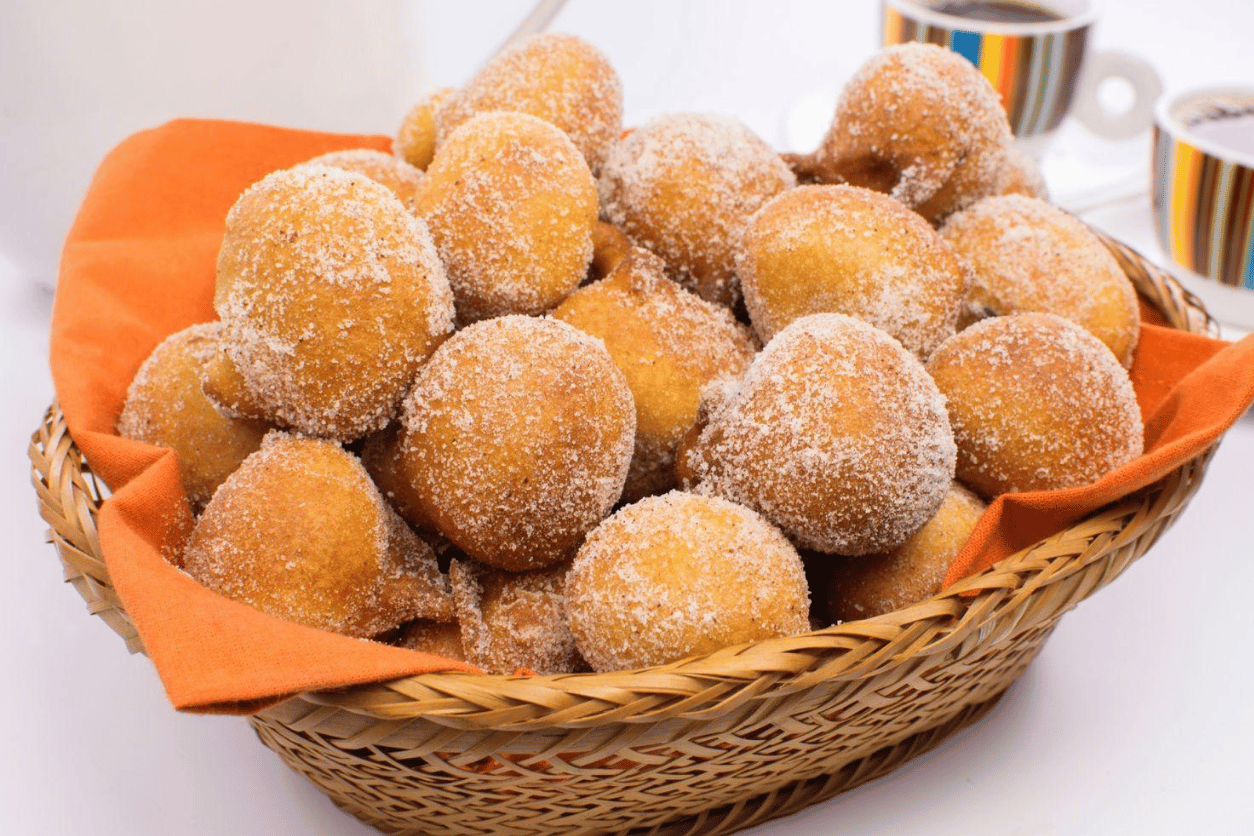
[737,184,969,359]
[449,557,586,675]
[414,111,598,324]
[394,87,457,171]
[297,148,425,211]
[566,491,810,672]
[553,248,758,502]
[927,313,1144,498]
[212,165,455,442]
[399,315,635,572]
[394,618,467,661]
[991,148,1049,200]
[940,194,1140,367]
[182,432,453,639]
[597,113,796,308]
[117,322,270,511]
[825,482,986,624]
[813,42,1011,224]
[681,313,956,555]
[437,32,623,175]
[359,423,434,531]
[588,220,635,283]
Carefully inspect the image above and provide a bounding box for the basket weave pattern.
[31,232,1218,836]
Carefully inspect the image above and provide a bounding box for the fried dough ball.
[737,184,970,358]
[598,113,797,307]
[679,313,956,555]
[414,111,598,323]
[825,483,985,623]
[811,43,1011,224]
[992,147,1049,200]
[588,220,634,283]
[566,492,810,672]
[927,313,1144,498]
[359,423,432,530]
[297,148,424,211]
[394,619,467,661]
[940,195,1140,367]
[553,248,758,501]
[394,87,456,171]
[183,432,454,638]
[437,33,622,175]
[210,165,455,441]
[399,316,635,572]
[117,322,270,511]
[449,558,586,675]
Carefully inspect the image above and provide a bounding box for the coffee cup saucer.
[1042,117,1153,214]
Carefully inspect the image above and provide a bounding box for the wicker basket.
[31,231,1219,836]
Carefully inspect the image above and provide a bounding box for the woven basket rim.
[32,227,1221,728]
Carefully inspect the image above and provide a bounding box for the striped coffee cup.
[882,0,1159,145]
[1153,87,1254,295]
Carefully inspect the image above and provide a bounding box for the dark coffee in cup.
[927,1,1064,24]
[1187,110,1254,158]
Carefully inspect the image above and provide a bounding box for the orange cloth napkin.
[942,322,1254,588]
[49,119,1254,714]
[51,120,482,715]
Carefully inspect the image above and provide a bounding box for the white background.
[3,1,1252,834]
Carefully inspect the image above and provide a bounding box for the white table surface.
[4,2,1252,834]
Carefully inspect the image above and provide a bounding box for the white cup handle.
[1070,50,1164,140]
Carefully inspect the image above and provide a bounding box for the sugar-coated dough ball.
[927,313,1144,497]
[297,148,424,210]
[395,619,467,661]
[117,322,270,511]
[449,558,585,675]
[436,33,622,175]
[825,482,985,623]
[183,432,453,638]
[992,147,1049,200]
[588,220,634,283]
[359,423,433,531]
[737,184,969,358]
[399,316,635,572]
[940,194,1140,367]
[414,111,598,323]
[211,165,455,441]
[566,492,811,672]
[598,113,797,307]
[813,43,1011,224]
[553,248,758,501]
[680,313,956,555]
[394,87,456,171]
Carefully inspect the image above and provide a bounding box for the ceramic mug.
[881,0,1161,151]
[1152,86,1254,328]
